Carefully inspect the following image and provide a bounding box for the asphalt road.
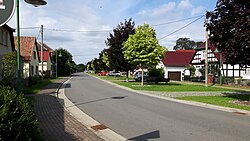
[65,73,250,141]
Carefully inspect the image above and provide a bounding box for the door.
[168,71,181,81]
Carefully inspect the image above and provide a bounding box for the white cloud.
[177,0,193,9]
[152,2,176,16]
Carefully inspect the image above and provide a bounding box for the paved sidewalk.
[34,78,104,141]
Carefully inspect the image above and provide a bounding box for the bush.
[0,87,42,141]
[148,68,164,77]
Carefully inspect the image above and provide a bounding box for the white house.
[159,50,196,81]
[192,41,250,79]
[14,36,40,78]
[37,42,53,77]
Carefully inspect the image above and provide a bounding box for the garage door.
[168,71,181,81]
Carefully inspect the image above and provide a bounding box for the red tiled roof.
[14,36,37,61]
[162,50,196,67]
[38,51,51,62]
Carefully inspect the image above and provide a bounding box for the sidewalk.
[34,77,104,141]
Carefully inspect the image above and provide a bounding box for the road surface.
[65,73,250,141]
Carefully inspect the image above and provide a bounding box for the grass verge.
[24,79,54,94]
[177,94,250,111]
[113,81,236,92]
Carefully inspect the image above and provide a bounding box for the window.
[33,51,36,59]
[31,65,34,76]
[0,29,8,46]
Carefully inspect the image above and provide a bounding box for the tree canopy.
[123,24,166,68]
[105,18,136,72]
[206,0,250,66]
[173,38,202,50]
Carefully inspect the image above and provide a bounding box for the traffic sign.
[0,0,15,26]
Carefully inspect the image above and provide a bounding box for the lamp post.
[16,0,47,94]
[214,48,222,85]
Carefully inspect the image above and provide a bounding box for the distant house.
[14,36,40,78]
[0,24,15,81]
[37,42,53,77]
[159,50,196,81]
[192,41,249,79]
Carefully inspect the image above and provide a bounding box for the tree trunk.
[141,67,144,86]
[126,71,129,82]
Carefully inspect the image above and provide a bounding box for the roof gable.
[162,50,196,67]
[38,51,51,62]
[14,36,37,61]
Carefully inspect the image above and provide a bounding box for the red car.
[97,71,108,76]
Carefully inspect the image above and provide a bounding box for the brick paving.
[34,78,104,141]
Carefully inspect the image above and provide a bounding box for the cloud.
[152,2,176,16]
[177,0,193,9]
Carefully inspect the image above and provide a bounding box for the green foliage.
[123,24,166,67]
[173,38,197,50]
[206,0,250,66]
[148,68,164,77]
[53,48,75,76]
[186,65,195,77]
[105,18,136,72]
[76,64,85,72]
[0,51,17,87]
[0,87,42,140]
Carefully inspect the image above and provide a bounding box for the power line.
[159,15,205,40]
[152,15,204,27]
[43,28,112,33]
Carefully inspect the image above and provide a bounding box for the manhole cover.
[91,124,108,131]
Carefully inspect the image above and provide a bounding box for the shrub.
[148,68,164,77]
[0,87,42,141]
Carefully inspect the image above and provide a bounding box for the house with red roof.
[159,50,196,81]
[37,42,53,77]
[14,36,40,78]
[192,41,250,80]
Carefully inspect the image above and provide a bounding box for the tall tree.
[123,24,166,85]
[105,18,136,81]
[173,38,200,50]
[53,48,74,76]
[206,0,250,66]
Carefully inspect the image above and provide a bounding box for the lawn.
[113,81,236,92]
[177,94,250,111]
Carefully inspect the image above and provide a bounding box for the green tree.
[206,0,250,66]
[105,18,136,81]
[52,48,74,76]
[0,52,17,87]
[123,24,166,85]
[173,38,202,50]
[76,64,85,72]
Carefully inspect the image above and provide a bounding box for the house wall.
[29,46,39,77]
[163,66,188,81]
[23,62,30,78]
[0,27,13,81]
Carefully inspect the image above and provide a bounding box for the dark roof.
[37,42,54,52]
[197,41,226,62]
[162,50,196,67]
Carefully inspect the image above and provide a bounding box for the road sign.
[0,0,15,26]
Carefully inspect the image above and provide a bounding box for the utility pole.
[16,0,21,94]
[41,25,44,80]
[205,18,208,87]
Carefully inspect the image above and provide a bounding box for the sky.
[8,0,217,64]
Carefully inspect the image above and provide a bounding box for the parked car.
[134,71,149,81]
[134,71,169,84]
[108,71,121,76]
[97,71,109,76]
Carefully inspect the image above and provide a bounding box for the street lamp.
[55,51,62,79]
[214,48,222,85]
[16,0,47,94]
